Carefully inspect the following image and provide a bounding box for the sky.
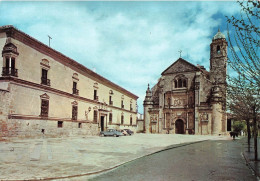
[0,0,241,114]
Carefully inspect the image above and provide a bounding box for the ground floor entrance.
[175,119,184,134]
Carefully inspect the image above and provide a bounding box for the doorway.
[175,119,184,134]
[100,116,104,131]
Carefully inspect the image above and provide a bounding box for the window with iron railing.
[40,99,49,117]
[2,57,18,77]
[72,82,79,95]
[41,69,50,86]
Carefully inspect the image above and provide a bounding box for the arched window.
[183,79,187,87]
[217,45,221,54]
[178,79,182,87]
[174,80,177,88]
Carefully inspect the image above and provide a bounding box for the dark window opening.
[109,96,113,105]
[93,110,98,122]
[58,121,63,128]
[174,80,177,88]
[178,79,182,88]
[94,90,98,100]
[130,117,133,125]
[41,69,50,86]
[121,115,124,125]
[217,45,221,54]
[78,123,82,128]
[72,82,79,95]
[109,113,112,124]
[121,100,124,109]
[40,99,49,117]
[183,79,187,87]
[130,104,133,111]
[72,105,78,120]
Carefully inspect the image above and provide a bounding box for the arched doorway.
[175,119,184,134]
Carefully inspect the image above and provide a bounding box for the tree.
[226,0,260,160]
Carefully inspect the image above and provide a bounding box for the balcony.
[72,88,79,95]
[2,67,18,77]
[41,77,50,86]
[109,101,113,106]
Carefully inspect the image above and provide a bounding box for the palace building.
[143,30,228,135]
[0,25,138,138]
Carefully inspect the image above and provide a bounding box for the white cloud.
[0,1,241,114]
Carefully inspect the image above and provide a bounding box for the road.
[87,139,257,181]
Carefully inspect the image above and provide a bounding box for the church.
[143,30,228,135]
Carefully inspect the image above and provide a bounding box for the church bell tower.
[210,29,228,86]
[210,29,228,135]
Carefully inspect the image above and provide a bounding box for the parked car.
[100,129,123,137]
[123,129,134,135]
[120,129,128,136]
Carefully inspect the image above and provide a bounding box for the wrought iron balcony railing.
[2,67,18,77]
[41,77,51,86]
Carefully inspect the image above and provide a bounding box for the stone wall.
[2,119,99,138]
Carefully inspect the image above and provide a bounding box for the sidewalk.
[242,137,260,178]
[0,134,230,180]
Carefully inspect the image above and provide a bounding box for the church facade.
[143,30,228,135]
[0,25,138,138]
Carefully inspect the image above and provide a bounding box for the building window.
[121,115,124,125]
[93,110,98,123]
[121,100,124,109]
[130,104,133,111]
[72,81,79,95]
[130,116,133,125]
[78,123,82,128]
[2,56,18,77]
[94,90,98,101]
[40,99,49,117]
[174,76,187,88]
[217,45,221,54]
[109,96,113,105]
[58,121,63,128]
[109,113,112,124]
[41,69,50,86]
[174,80,177,88]
[72,105,78,120]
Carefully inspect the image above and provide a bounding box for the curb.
[242,151,260,179]
[6,140,208,181]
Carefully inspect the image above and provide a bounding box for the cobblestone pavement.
[0,134,230,180]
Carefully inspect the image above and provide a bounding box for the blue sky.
[0,1,241,114]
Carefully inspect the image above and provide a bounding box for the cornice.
[0,26,138,100]
[0,77,137,114]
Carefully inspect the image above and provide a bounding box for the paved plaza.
[0,134,230,180]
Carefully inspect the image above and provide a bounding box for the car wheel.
[100,133,104,137]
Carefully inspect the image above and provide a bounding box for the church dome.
[213,29,225,40]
